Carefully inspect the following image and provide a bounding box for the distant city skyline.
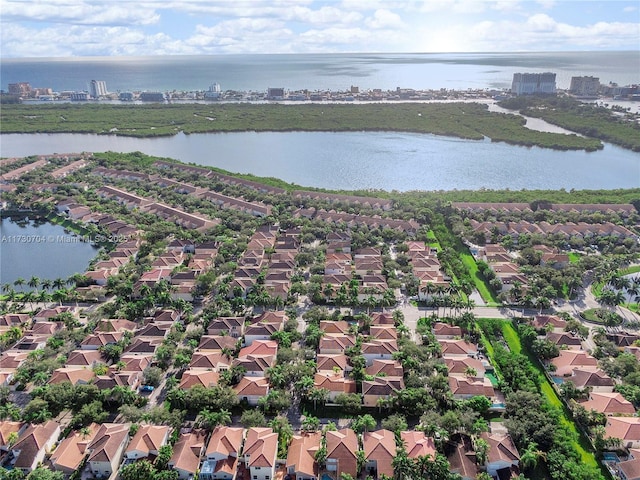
[1,0,639,58]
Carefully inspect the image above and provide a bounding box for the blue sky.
[1,0,639,57]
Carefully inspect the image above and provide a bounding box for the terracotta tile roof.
[444,357,486,377]
[362,377,404,396]
[65,350,105,366]
[170,430,207,475]
[439,339,478,357]
[198,335,238,351]
[49,367,95,385]
[363,430,396,478]
[50,423,100,472]
[238,340,278,357]
[317,354,350,373]
[619,458,640,480]
[365,359,403,377]
[320,320,351,335]
[86,423,129,464]
[179,370,220,389]
[286,432,321,478]
[12,421,60,469]
[551,350,598,376]
[314,372,357,394]
[480,432,520,464]
[326,428,358,462]
[449,377,495,397]
[580,392,636,415]
[401,431,437,459]
[0,421,24,449]
[206,426,244,458]
[605,417,640,442]
[433,322,463,337]
[189,351,232,370]
[234,376,269,396]
[126,425,170,456]
[570,368,615,389]
[243,427,278,468]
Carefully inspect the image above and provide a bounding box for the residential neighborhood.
[0,152,639,480]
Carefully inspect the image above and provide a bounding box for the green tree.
[352,414,377,433]
[240,409,267,428]
[120,459,156,480]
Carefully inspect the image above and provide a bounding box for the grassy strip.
[0,102,604,151]
[460,251,499,305]
[498,321,601,470]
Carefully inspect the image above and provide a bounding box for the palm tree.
[392,447,415,480]
[197,408,232,430]
[308,387,329,410]
[520,442,545,471]
[13,277,26,292]
[27,276,40,292]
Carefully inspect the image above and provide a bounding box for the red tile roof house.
[317,354,352,374]
[365,359,403,378]
[439,339,479,359]
[65,349,106,367]
[401,431,437,460]
[244,318,284,347]
[179,370,220,390]
[49,367,95,385]
[448,377,496,401]
[86,423,130,479]
[546,332,583,350]
[362,377,404,407]
[325,429,359,480]
[9,421,60,475]
[480,432,521,479]
[169,430,208,480]
[80,331,124,350]
[189,351,232,372]
[363,429,396,479]
[201,426,244,480]
[314,371,358,402]
[50,422,100,475]
[579,392,637,416]
[208,317,245,338]
[432,322,463,339]
[605,417,640,449]
[0,421,25,452]
[445,357,486,379]
[286,432,322,480]
[124,425,171,462]
[568,368,615,393]
[361,340,398,365]
[234,376,270,406]
[242,427,278,480]
[198,335,239,352]
[549,350,598,377]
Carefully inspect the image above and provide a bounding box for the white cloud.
[365,9,405,29]
[0,0,160,25]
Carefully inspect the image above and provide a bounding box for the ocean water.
[1,51,638,93]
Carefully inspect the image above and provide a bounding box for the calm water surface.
[1,132,638,191]
[2,52,637,92]
[0,218,99,287]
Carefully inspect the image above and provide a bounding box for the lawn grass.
[568,252,582,264]
[460,251,499,305]
[591,265,640,297]
[497,321,601,470]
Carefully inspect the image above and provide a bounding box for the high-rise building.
[89,80,108,98]
[8,82,32,96]
[511,72,556,96]
[569,76,600,97]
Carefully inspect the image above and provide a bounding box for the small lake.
[0,218,100,288]
[1,131,639,191]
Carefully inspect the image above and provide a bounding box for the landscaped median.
[477,317,609,480]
